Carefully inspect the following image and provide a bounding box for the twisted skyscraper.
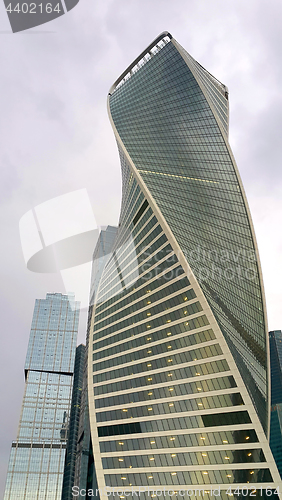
[87,33,281,499]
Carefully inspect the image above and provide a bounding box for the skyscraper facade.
[269,330,282,479]
[269,331,282,406]
[62,343,86,500]
[74,226,117,498]
[4,293,79,500]
[86,32,281,499]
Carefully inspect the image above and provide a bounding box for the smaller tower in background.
[61,344,85,500]
[73,226,117,499]
[269,330,282,478]
[4,293,80,500]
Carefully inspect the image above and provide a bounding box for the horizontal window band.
[92,335,219,374]
[97,410,251,437]
[93,275,191,331]
[99,429,259,453]
[94,374,236,408]
[94,262,184,325]
[102,447,265,469]
[11,443,66,449]
[93,359,230,396]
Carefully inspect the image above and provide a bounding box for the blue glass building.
[4,293,79,500]
[87,33,281,499]
[269,330,282,479]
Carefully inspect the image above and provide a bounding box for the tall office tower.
[85,32,282,499]
[269,331,282,478]
[62,343,86,500]
[269,331,282,406]
[4,293,79,500]
[74,227,117,497]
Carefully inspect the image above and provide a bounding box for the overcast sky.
[1,0,282,495]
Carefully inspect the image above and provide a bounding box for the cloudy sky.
[1,0,282,494]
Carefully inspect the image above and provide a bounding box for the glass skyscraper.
[86,32,282,499]
[269,331,282,406]
[62,343,86,500]
[4,292,79,500]
[74,226,117,498]
[269,330,282,479]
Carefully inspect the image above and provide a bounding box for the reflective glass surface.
[88,34,277,496]
[4,294,79,500]
[109,39,268,432]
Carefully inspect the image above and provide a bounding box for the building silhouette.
[4,293,79,500]
[269,330,282,478]
[86,32,281,499]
